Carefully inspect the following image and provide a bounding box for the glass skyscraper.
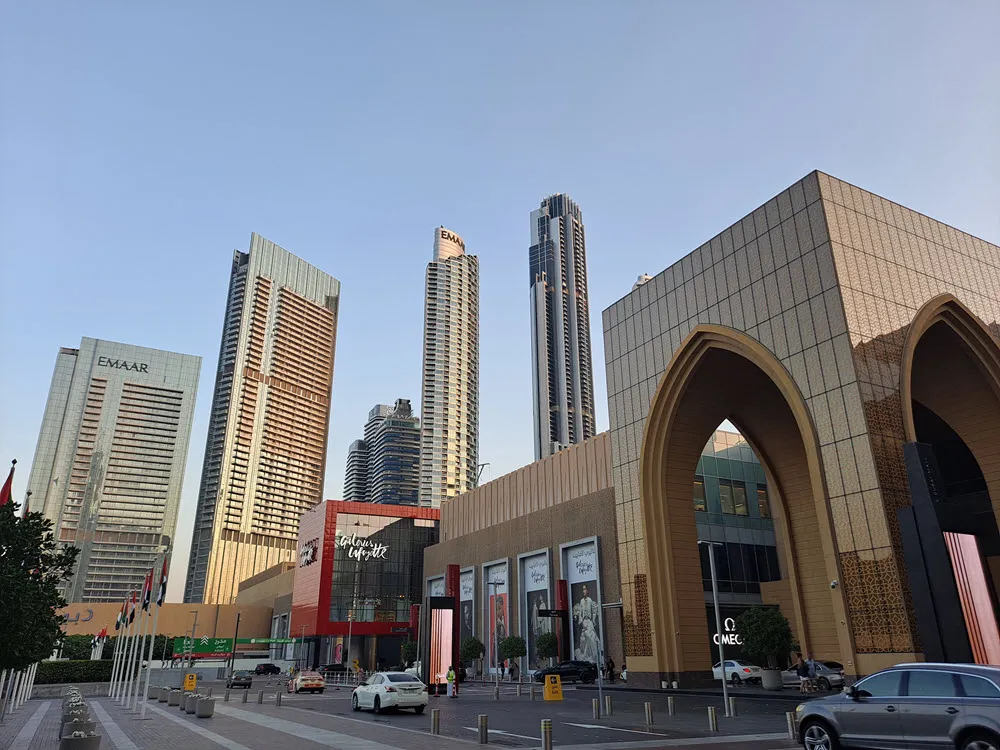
[185,233,341,604]
[26,337,201,602]
[529,194,597,460]
[343,400,421,505]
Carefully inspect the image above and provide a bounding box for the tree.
[536,631,558,665]
[0,501,79,673]
[498,635,526,665]
[734,606,794,669]
[460,636,485,665]
[60,634,95,661]
[400,640,418,667]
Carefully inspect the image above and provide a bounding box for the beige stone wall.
[235,563,296,608]
[59,603,273,638]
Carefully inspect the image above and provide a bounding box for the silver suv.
[796,663,1000,749]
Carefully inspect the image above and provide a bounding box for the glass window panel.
[960,675,1000,698]
[713,544,731,581]
[743,544,759,582]
[757,487,771,518]
[701,456,718,476]
[906,671,958,698]
[719,481,735,514]
[856,670,903,697]
[733,483,749,516]
[766,546,780,581]
[716,458,732,479]
[693,477,707,512]
[727,543,744,581]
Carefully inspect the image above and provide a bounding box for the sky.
[2,2,998,601]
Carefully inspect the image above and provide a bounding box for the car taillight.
[424,685,430,692]
[385,686,396,693]
[743,668,751,673]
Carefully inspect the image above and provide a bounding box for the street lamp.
[699,540,730,717]
[187,610,199,669]
[486,579,505,690]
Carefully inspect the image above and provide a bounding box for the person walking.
[446,665,456,698]
[806,653,818,693]
[795,653,810,694]
[605,657,616,683]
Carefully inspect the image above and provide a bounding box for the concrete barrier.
[59,733,101,750]
[196,698,215,719]
[158,688,169,703]
[185,694,199,714]
[167,690,182,706]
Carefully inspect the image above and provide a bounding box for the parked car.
[287,671,325,694]
[796,663,1000,750]
[533,660,598,684]
[318,663,348,678]
[352,671,429,714]
[712,660,763,685]
[254,663,281,675]
[226,670,253,689]
[820,661,845,676]
[782,662,845,691]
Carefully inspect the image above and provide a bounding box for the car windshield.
[387,674,420,683]
[234,671,250,677]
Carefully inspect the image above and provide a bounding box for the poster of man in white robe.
[563,539,603,666]
[521,552,551,670]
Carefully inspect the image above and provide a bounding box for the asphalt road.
[195,676,801,748]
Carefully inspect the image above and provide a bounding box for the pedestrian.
[446,665,456,698]
[509,661,519,682]
[605,657,615,683]
[806,653,818,693]
[795,653,810,694]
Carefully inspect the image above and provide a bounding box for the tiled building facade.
[603,171,1000,684]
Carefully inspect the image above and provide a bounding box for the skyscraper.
[343,439,368,502]
[362,403,391,502]
[529,194,597,460]
[369,398,421,505]
[26,338,200,602]
[419,227,479,507]
[185,233,341,604]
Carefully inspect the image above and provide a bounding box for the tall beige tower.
[419,227,479,507]
[185,233,341,604]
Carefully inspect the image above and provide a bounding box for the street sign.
[235,638,295,645]
[172,637,234,658]
[183,673,197,691]
[537,609,567,618]
[543,674,563,701]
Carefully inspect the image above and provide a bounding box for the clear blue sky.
[2,2,998,599]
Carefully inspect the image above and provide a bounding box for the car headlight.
[795,704,806,714]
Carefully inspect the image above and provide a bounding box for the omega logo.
[98,356,149,373]
[713,617,743,646]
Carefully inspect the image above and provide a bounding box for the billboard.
[519,550,551,671]
[460,568,475,651]
[427,576,445,598]
[561,538,603,666]
[483,560,508,671]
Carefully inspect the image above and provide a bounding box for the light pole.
[187,610,199,669]
[300,625,307,670]
[486,579,505,690]
[699,540,729,716]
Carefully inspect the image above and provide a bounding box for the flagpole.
[139,562,164,720]
[112,604,128,700]
[109,601,128,698]
[117,595,137,701]
[130,569,154,711]
[128,606,149,710]
[121,597,140,704]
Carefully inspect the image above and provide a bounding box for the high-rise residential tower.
[185,233,341,604]
[343,440,369,501]
[369,398,421,505]
[529,194,597,460]
[362,403,391,502]
[419,227,479,507]
[26,338,201,602]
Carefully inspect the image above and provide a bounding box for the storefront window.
[719,482,735,514]
[693,477,707,512]
[733,483,749,516]
[757,488,770,518]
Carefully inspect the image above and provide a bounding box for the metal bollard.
[728,696,737,717]
[493,685,499,700]
[477,714,488,744]
[644,701,653,725]
[516,683,522,697]
[786,711,797,739]
[604,694,613,716]
[275,691,282,706]
[541,718,553,750]
[257,690,264,704]
[708,706,718,732]
[431,708,440,734]
[224,689,230,702]
[592,698,599,719]
[530,685,536,700]
[667,695,675,716]
[206,688,213,698]
[241,689,248,703]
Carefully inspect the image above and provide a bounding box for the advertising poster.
[563,539,603,666]
[460,569,474,649]
[521,553,551,671]
[428,576,445,598]
[483,562,508,670]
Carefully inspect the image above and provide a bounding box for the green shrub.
[460,636,485,664]
[734,607,794,669]
[400,640,418,666]
[36,659,126,685]
[536,631,558,663]
[499,635,526,663]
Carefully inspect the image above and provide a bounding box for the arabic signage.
[63,608,95,624]
[172,637,234,658]
[236,638,295,645]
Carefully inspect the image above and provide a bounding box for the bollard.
[477,714,488,744]
[644,701,653,725]
[786,711,797,740]
[604,694,613,716]
[667,695,675,716]
[516,683,521,697]
[592,698,599,719]
[541,719,553,750]
[275,691,282,706]
[728,696,737,717]
[206,688,213,698]
[493,685,499,701]
[530,685,536,701]
[707,706,718,732]
[224,689,230,702]
[257,690,264,704]
[431,708,440,735]
[241,689,248,704]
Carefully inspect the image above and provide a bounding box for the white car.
[352,671,428,714]
[712,660,762,685]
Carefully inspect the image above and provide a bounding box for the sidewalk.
[578,684,822,703]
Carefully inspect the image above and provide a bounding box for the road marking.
[464,726,541,741]
[91,702,139,750]
[564,722,669,736]
[552,731,793,749]
[216,703,401,749]
[9,701,49,750]
[144,701,254,750]
[276,703,481,745]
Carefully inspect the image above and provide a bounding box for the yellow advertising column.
[543,674,563,701]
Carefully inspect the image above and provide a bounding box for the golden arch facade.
[602,172,1000,685]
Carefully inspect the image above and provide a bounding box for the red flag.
[156,557,168,607]
[128,590,137,625]
[141,569,153,612]
[0,459,15,507]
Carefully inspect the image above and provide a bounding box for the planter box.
[167,690,182,706]
[158,687,170,703]
[195,698,215,718]
[59,734,101,750]
[761,669,783,691]
[62,720,97,737]
[184,694,199,713]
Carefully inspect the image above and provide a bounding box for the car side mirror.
[845,685,857,699]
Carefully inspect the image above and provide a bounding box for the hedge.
[36,659,126,684]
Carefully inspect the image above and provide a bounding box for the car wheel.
[351,694,360,712]
[817,677,831,691]
[414,705,425,714]
[801,719,840,750]
[962,732,1000,750]
[582,674,594,684]
[318,689,324,694]
[731,673,741,686]
[373,696,382,714]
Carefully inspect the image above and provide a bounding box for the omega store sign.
[705,605,750,663]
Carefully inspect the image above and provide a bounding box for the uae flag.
[91,626,108,649]
[156,557,168,607]
[141,568,153,612]
[0,459,15,507]
[127,590,138,625]
[115,598,127,631]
